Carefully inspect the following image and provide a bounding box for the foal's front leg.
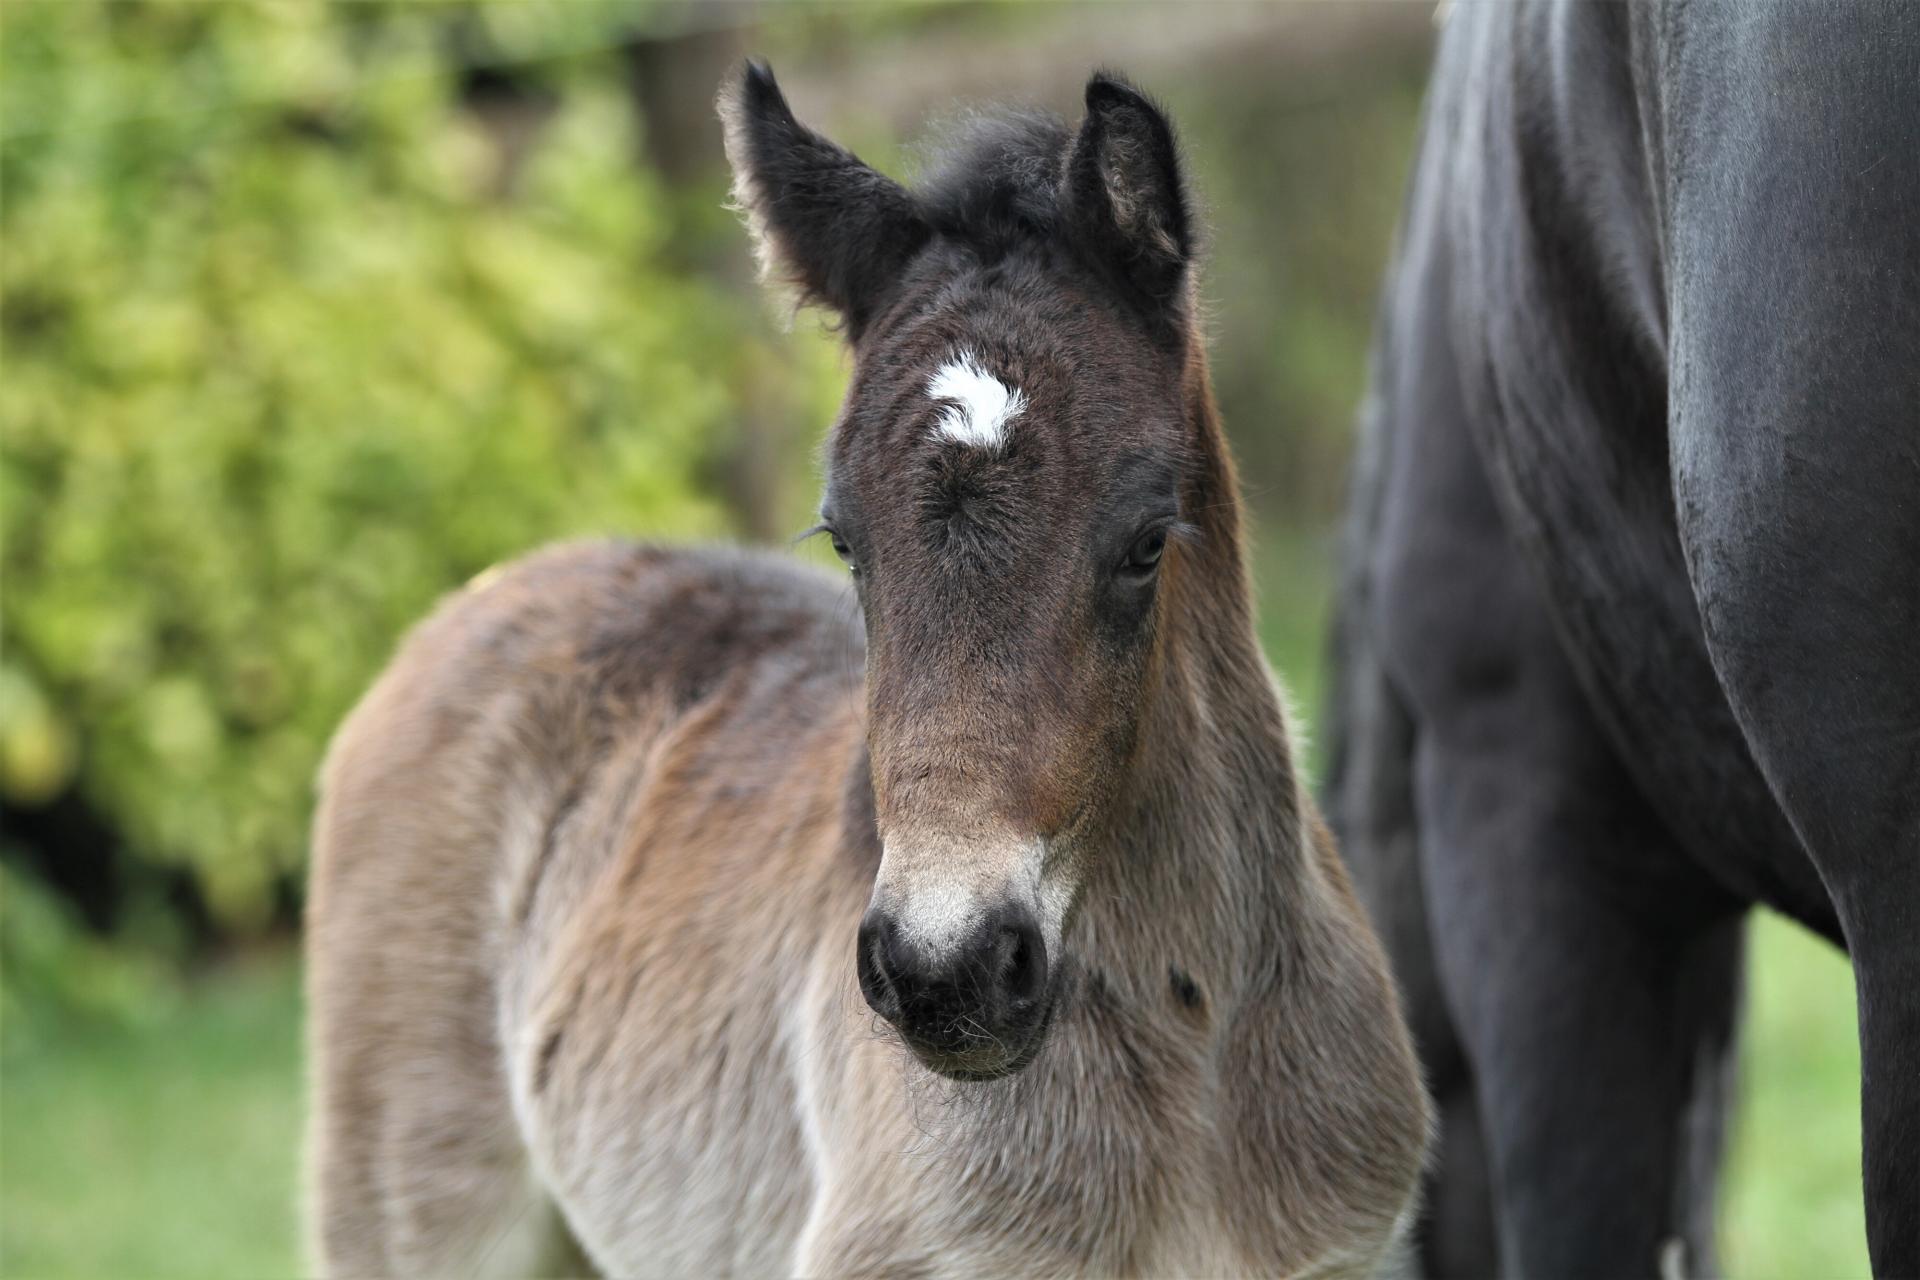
[792,1130,1085,1279]
[793,1189,927,1279]
[794,1186,1026,1280]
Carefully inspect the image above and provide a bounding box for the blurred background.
[0,2,1866,1275]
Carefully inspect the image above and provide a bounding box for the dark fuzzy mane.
[910,111,1073,252]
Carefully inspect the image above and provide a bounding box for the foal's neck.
[1071,366,1314,1011]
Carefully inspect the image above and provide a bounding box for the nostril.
[856,913,901,1020]
[998,919,1047,1010]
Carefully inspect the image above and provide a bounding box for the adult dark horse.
[1329,2,1919,1276]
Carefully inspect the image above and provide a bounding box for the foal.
[305,65,1428,1278]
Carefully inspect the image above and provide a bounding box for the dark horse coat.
[1330,2,1919,1276]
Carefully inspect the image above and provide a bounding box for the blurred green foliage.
[0,863,179,1048]
[1,1,841,942]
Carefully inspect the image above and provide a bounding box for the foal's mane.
[910,111,1073,250]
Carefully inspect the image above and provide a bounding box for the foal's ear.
[718,61,929,337]
[1061,73,1194,313]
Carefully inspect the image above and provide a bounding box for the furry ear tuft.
[718,61,929,337]
[1061,72,1194,312]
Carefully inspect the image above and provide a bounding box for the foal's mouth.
[896,985,1062,1083]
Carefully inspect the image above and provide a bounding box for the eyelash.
[807,523,859,575]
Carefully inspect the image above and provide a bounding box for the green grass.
[1724,912,1869,1279]
[1,956,305,1280]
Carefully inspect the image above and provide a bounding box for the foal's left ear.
[718,61,929,337]
[1061,74,1194,314]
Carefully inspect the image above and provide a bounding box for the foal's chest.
[1122,1192,1267,1278]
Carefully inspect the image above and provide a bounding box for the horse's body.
[1330,2,1920,1274]
[307,69,1428,1278]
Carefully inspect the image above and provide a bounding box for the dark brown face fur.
[723,62,1199,1079]
[830,258,1190,842]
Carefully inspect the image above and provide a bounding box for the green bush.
[0,2,837,935]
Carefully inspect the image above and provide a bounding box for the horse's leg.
[305,995,393,1277]
[309,742,590,1278]
[1411,649,1744,1279]
[309,918,580,1280]
[1665,8,1920,1270]
[1328,613,1498,1277]
[379,1070,582,1279]
[1364,197,1747,1273]
[1371,366,1744,1276]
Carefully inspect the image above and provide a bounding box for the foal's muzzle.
[856,903,1052,1080]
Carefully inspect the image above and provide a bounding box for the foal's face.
[831,282,1186,1077]
[723,63,1195,1079]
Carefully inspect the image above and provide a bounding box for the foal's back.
[306,540,866,1276]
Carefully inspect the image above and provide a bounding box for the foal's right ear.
[718,61,930,338]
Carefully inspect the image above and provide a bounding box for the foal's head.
[723,64,1214,1080]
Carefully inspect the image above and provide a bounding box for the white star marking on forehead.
[927,352,1026,451]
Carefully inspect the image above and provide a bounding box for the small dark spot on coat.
[1169,965,1204,1011]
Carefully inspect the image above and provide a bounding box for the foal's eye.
[829,532,858,574]
[1123,527,1168,575]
